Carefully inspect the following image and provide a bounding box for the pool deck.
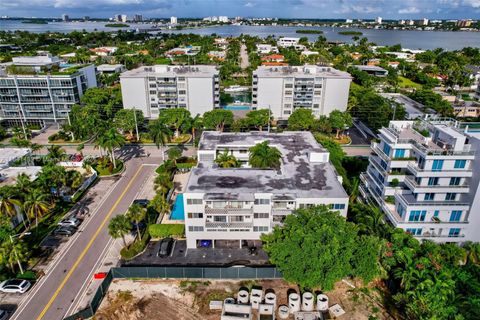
[161,171,190,224]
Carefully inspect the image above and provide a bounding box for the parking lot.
[124,240,270,267]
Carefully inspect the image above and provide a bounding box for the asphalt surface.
[10,157,160,320]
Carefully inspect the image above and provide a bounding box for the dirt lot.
[94,279,395,320]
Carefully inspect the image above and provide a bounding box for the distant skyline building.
[133,14,143,22]
[61,14,69,22]
[170,16,177,24]
[375,16,382,24]
[345,19,353,23]
[218,16,229,23]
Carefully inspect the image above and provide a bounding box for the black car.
[53,225,77,237]
[132,199,149,208]
[157,238,174,257]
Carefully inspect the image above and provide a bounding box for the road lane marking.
[36,165,145,320]
[11,178,123,320]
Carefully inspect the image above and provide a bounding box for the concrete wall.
[186,77,215,116]
[255,77,284,118]
[121,77,150,118]
[321,78,351,116]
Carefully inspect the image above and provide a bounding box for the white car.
[0,279,31,294]
[58,217,81,228]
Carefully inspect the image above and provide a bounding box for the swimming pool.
[170,194,185,220]
[224,105,251,111]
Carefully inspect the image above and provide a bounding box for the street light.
[10,232,31,274]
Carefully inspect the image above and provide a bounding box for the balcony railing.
[404,176,469,191]
[205,221,253,228]
[395,193,470,207]
[205,207,253,215]
[406,163,473,175]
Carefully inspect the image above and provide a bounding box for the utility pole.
[267,104,271,133]
[133,107,139,142]
[67,112,75,141]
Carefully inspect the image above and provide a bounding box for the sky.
[1,0,480,19]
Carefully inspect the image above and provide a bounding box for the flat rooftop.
[354,65,388,72]
[0,148,30,168]
[0,166,42,186]
[187,132,348,199]
[120,65,219,78]
[253,65,351,79]
[380,93,435,118]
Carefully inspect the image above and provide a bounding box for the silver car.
[0,279,31,294]
[58,217,81,228]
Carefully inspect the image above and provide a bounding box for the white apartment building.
[375,17,382,24]
[277,37,300,48]
[256,44,279,54]
[252,65,352,119]
[170,16,177,25]
[360,119,480,243]
[183,131,349,249]
[0,55,97,126]
[120,65,219,118]
[218,16,229,23]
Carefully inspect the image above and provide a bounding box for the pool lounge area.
[224,105,251,111]
[170,194,185,220]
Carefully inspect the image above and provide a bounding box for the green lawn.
[398,76,422,89]
[148,224,185,238]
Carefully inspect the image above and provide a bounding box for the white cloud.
[463,0,480,8]
[398,6,420,14]
[244,2,254,7]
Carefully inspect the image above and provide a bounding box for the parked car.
[53,226,77,237]
[157,238,174,258]
[58,217,81,228]
[0,279,31,294]
[132,199,149,208]
[0,309,8,320]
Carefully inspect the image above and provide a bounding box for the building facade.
[120,65,220,118]
[183,131,349,249]
[0,55,97,126]
[360,119,480,243]
[252,65,351,119]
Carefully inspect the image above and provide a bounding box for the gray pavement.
[240,43,250,69]
[10,156,161,320]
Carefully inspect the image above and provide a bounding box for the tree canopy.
[249,141,282,169]
[288,108,315,131]
[203,109,234,132]
[262,206,381,290]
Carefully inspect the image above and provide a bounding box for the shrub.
[390,178,400,187]
[16,270,37,280]
[120,232,150,260]
[148,224,185,238]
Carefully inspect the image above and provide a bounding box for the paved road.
[10,157,160,320]
[240,43,250,69]
[343,145,371,157]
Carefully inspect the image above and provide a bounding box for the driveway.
[240,43,250,69]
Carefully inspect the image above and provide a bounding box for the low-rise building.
[89,46,118,57]
[0,55,97,126]
[360,119,480,243]
[453,101,480,118]
[256,44,278,55]
[96,64,126,74]
[120,65,220,118]
[252,65,352,119]
[465,65,480,91]
[183,131,349,249]
[277,37,300,48]
[353,65,389,77]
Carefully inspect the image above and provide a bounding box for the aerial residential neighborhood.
[0,1,480,320]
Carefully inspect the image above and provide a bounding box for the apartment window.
[332,204,346,210]
[445,193,457,201]
[380,160,388,170]
[415,177,422,185]
[382,144,391,157]
[187,213,203,219]
[255,199,270,205]
[428,177,439,186]
[253,226,269,232]
[230,216,244,222]
[214,216,227,222]
[397,204,405,218]
[299,204,314,209]
[188,226,204,232]
[424,193,435,201]
[187,199,203,205]
[314,84,322,88]
[449,210,462,222]
[432,160,444,171]
[408,210,426,222]
[433,210,439,217]
[450,177,461,186]
[254,213,269,219]
[454,160,466,169]
[149,84,156,88]
[313,104,319,109]
[394,149,406,158]
[149,90,156,94]
[406,228,422,235]
[285,84,293,88]
[284,110,291,115]
[178,90,186,95]
[177,77,186,81]
[448,228,461,237]
[284,90,292,95]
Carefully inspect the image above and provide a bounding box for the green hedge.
[120,233,150,260]
[148,224,185,238]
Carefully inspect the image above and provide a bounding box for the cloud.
[463,0,480,8]
[398,6,420,14]
[244,2,254,7]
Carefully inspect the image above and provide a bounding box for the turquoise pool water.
[170,194,185,220]
[224,105,250,111]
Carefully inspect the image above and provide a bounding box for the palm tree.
[46,145,67,163]
[248,141,282,169]
[183,114,203,142]
[0,187,22,224]
[154,173,173,196]
[15,173,31,195]
[148,120,172,161]
[0,238,29,273]
[108,215,131,247]
[150,194,170,218]
[23,189,50,228]
[167,147,182,165]
[215,150,241,168]
[127,204,146,240]
[96,128,125,169]
[76,143,85,157]
[355,205,387,237]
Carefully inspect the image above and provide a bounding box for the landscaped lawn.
[398,76,422,89]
